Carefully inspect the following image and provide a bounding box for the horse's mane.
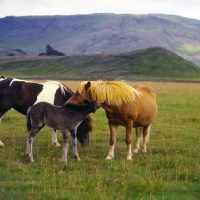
[77,80,141,106]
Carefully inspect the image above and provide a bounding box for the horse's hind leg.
[125,120,134,161]
[26,125,43,162]
[52,129,61,147]
[133,127,142,153]
[70,129,81,161]
[142,125,151,153]
[26,128,39,162]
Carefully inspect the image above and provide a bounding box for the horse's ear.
[85,81,91,91]
[83,99,89,104]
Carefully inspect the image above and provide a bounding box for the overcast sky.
[0,0,200,20]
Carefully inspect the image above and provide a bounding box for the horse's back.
[133,84,156,99]
[131,84,157,126]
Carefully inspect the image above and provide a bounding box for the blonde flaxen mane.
[77,80,141,106]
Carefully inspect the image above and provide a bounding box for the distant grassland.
[0,81,200,200]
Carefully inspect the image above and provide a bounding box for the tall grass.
[0,81,200,199]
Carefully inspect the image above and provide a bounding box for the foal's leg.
[61,130,69,164]
[70,129,81,161]
[142,125,151,153]
[52,129,61,147]
[125,120,134,161]
[26,128,40,162]
[133,127,142,153]
[106,123,118,160]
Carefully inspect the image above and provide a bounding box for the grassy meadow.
[0,81,200,200]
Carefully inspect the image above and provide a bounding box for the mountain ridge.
[0,13,200,66]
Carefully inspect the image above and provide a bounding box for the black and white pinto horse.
[0,77,92,147]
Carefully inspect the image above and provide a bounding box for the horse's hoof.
[52,142,61,147]
[106,155,114,160]
[142,148,147,153]
[63,161,67,164]
[76,157,81,161]
[133,148,139,153]
[127,155,132,161]
[0,142,4,147]
[30,159,35,163]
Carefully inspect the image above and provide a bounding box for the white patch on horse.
[34,84,59,105]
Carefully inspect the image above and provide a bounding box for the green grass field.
[0,81,200,200]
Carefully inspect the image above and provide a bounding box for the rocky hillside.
[0,13,200,66]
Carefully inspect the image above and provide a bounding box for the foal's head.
[83,99,101,113]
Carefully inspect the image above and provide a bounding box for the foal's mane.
[77,80,141,106]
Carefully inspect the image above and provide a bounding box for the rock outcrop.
[39,45,65,56]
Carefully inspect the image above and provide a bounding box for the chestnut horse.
[68,81,157,161]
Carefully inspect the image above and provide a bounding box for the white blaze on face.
[34,84,59,105]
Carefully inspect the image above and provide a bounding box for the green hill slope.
[0,47,199,80]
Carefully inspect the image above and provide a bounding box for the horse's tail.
[76,115,93,147]
[26,107,32,131]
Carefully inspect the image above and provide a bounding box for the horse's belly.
[105,104,157,127]
[133,109,157,127]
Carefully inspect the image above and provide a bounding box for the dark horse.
[26,100,101,163]
[0,77,93,147]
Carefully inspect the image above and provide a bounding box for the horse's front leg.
[26,129,38,162]
[125,120,134,161]
[52,129,61,147]
[70,129,81,161]
[106,123,118,160]
[61,130,69,164]
[0,113,5,146]
[133,127,142,153]
[142,125,151,153]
